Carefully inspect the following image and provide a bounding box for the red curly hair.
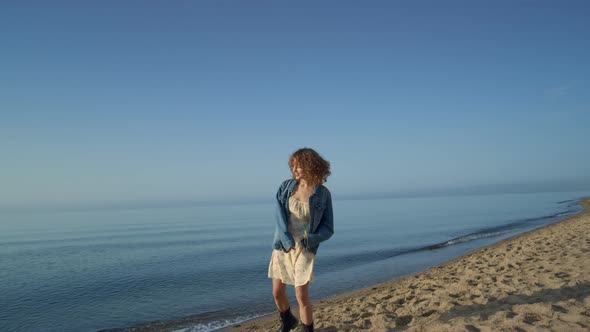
[288,148,331,187]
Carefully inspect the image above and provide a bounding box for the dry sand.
[222,197,590,332]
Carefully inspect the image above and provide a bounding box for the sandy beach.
[222,197,590,332]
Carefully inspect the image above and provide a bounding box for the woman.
[268,147,334,332]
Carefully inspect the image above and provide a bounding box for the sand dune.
[223,198,590,331]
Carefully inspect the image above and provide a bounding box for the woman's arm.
[304,190,334,248]
[275,181,295,251]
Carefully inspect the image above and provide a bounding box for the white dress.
[268,196,316,286]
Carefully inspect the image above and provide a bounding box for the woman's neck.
[298,179,309,188]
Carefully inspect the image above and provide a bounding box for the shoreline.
[221,197,590,331]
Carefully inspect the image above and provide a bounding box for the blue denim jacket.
[273,179,334,255]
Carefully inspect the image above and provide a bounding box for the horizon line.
[2,177,590,214]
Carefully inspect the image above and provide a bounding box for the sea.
[1,190,588,332]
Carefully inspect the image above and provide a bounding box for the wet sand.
[222,197,590,331]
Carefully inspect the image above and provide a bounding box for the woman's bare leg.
[295,282,313,325]
[272,278,290,311]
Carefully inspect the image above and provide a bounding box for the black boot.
[277,307,299,332]
[301,322,314,332]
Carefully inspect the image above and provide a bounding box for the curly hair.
[288,148,331,187]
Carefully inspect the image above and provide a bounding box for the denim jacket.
[273,178,334,255]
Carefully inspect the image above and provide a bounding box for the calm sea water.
[1,190,588,332]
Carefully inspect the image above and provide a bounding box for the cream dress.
[268,196,316,286]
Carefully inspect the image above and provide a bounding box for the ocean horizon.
[4,177,590,214]
[1,190,589,332]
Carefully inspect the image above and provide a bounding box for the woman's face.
[291,160,303,180]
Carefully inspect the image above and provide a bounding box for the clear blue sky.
[1,1,589,209]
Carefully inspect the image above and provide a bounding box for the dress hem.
[268,276,314,287]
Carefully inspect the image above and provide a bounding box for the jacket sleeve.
[275,181,295,251]
[305,190,334,248]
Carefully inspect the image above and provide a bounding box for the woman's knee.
[272,282,286,299]
[295,287,310,305]
[272,288,286,299]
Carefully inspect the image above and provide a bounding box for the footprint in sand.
[421,309,436,317]
[506,311,518,319]
[349,312,360,319]
[551,304,568,313]
[522,313,541,325]
[413,297,427,304]
[363,318,373,328]
[394,315,413,327]
[354,311,372,319]
[365,302,377,308]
